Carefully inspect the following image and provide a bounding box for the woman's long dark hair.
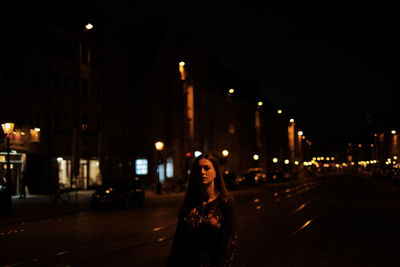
[178,153,231,218]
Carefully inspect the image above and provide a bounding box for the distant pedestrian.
[19,171,26,199]
[167,153,237,267]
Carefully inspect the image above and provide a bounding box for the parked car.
[91,176,145,210]
[238,168,267,185]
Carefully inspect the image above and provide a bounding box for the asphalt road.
[1,172,399,266]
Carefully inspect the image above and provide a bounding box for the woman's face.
[197,159,217,186]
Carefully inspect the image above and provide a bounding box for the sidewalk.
[0,189,185,226]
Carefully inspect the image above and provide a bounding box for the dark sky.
[88,1,398,151]
[18,1,400,152]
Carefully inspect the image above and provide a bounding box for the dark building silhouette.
[1,8,313,195]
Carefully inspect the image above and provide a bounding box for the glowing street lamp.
[154,141,164,195]
[222,150,229,157]
[85,23,94,31]
[179,61,186,80]
[253,154,259,161]
[1,122,14,216]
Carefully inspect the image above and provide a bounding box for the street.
[1,172,400,266]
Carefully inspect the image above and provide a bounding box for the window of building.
[228,123,236,134]
[158,163,165,183]
[89,160,102,187]
[135,158,148,175]
[166,157,174,178]
[81,114,88,132]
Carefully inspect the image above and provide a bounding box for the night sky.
[14,1,400,153]
[88,1,398,152]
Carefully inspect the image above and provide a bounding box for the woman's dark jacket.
[167,194,237,267]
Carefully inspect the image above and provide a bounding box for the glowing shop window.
[166,157,174,178]
[135,159,148,175]
[158,163,165,183]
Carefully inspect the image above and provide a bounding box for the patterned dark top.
[167,194,237,267]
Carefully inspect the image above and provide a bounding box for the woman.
[167,153,237,267]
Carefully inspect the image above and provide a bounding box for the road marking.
[157,237,167,242]
[152,226,165,232]
[294,219,313,234]
[294,203,306,213]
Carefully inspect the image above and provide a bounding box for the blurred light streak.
[294,219,313,234]
[157,237,167,242]
[153,226,165,232]
[295,203,306,213]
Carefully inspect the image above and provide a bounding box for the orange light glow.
[179,61,186,80]
[85,23,93,30]
[294,219,313,234]
[155,141,164,151]
[1,122,15,135]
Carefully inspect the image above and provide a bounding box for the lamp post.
[221,150,229,171]
[1,122,14,216]
[155,141,164,195]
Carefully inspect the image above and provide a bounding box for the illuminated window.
[228,123,235,134]
[30,128,40,142]
[135,159,148,175]
[158,163,165,182]
[166,157,174,178]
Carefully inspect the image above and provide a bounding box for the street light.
[1,122,14,216]
[179,61,186,80]
[85,23,94,31]
[154,141,164,195]
[222,150,229,157]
